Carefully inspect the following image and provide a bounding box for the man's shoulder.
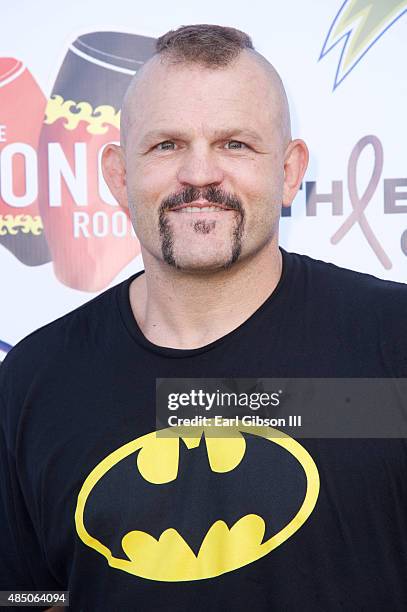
[287,251,407,375]
[1,276,130,383]
[289,250,407,306]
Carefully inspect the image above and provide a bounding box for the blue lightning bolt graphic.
[320,0,407,90]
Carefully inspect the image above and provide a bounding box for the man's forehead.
[121,50,290,147]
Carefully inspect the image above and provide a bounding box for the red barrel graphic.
[38,32,155,291]
[0,58,50,265]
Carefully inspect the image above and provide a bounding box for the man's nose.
[177,144,224,187]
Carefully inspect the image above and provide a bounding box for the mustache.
[159,186,243,213]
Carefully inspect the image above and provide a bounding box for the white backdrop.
[1,0,406,350]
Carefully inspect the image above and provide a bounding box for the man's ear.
[101,143,128,210]
[282,139,309,207]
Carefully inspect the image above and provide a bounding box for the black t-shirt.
[1,249,407,612]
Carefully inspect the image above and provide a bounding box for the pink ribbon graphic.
[331,135,392,270]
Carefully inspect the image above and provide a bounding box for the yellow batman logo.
[75,423,319,581]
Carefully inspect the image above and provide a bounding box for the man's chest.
[18,379,407,590]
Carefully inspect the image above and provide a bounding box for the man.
[1,24,407,612]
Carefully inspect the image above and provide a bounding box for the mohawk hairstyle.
[155,24,255,67]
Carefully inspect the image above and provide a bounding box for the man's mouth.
[169,201,234,213]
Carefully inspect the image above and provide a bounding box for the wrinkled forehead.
[121,50,291,148]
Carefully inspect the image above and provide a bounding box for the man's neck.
[129,241,283,350]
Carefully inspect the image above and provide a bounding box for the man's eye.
[156,141,176,151]
[225,140,246,150]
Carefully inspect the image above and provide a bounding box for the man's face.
[118,52,291,272]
